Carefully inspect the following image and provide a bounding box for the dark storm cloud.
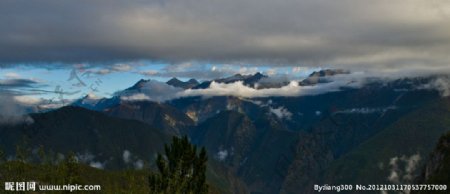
[0,78,40,88]
[1,0,450,74]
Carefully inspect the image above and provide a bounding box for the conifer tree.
[149,136,208,194]
[58,152,81,185]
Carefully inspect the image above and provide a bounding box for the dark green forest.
[0,136,221,194]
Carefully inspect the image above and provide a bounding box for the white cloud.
[247,99,293,120]
[89,161,105,169]
[403,154,421,181]
[334,106,397,115]
[140,63,224,79]
[140,63,262,79]
[292,67,307,73]
[179,75,362,98]
[265,68,277,76]
[4,72,20,79]
[90,63,135,75]
[36,100,65,110]
[120,93,151,101]
[118,72,450,103]
[238,67,259,75]
[123,150,131,164]
[269,106,292,120]
[134,160,144,169]
[387,153,421,190]
[129,72,367,101]
[13,95,42,105]
[388,171,400,184]
[418,76,450,96]
[216,150,228,161]
[0,95,34,125]
[96,69,112,75]
[388,156,400,183]
[112,63,132,72]
[139,70,159,76]
[121,150,145,169]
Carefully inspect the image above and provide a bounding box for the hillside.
[414,131,450,194]
[0,106,171,169]
[317,98,450,193]
[0,160,228,194]
[105,101,195,135]
[0,106,246,193]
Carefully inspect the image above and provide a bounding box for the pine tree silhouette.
[149,136,208,194]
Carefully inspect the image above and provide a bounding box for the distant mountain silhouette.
[166,77,199,89]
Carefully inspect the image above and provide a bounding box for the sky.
[1,0,450,109]
[1,0,450,70]
[0,62,317,102]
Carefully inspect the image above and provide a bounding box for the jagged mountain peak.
[218,74,246,82]
[72,94,121,111]
[167,77,181,82]
[128,79,150,90]
[166,77,199,89]
[187,78,199,84]
[300,69,350,86]
[72,93,101,107]
[220,72,267,82]
[83,93,101,100]
[308,69,350,78]
[253,72,265,77]
[193,72,268,89]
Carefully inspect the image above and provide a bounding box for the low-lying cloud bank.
[119,77,363,102]
[0,95,34,125]
[118,72,450,104]
[387,153,421,192]
[418,76,450,97]
[180,77,362,98]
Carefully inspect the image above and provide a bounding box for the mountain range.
[1,69,450,193]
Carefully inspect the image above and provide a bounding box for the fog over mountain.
[71,71,450,106]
